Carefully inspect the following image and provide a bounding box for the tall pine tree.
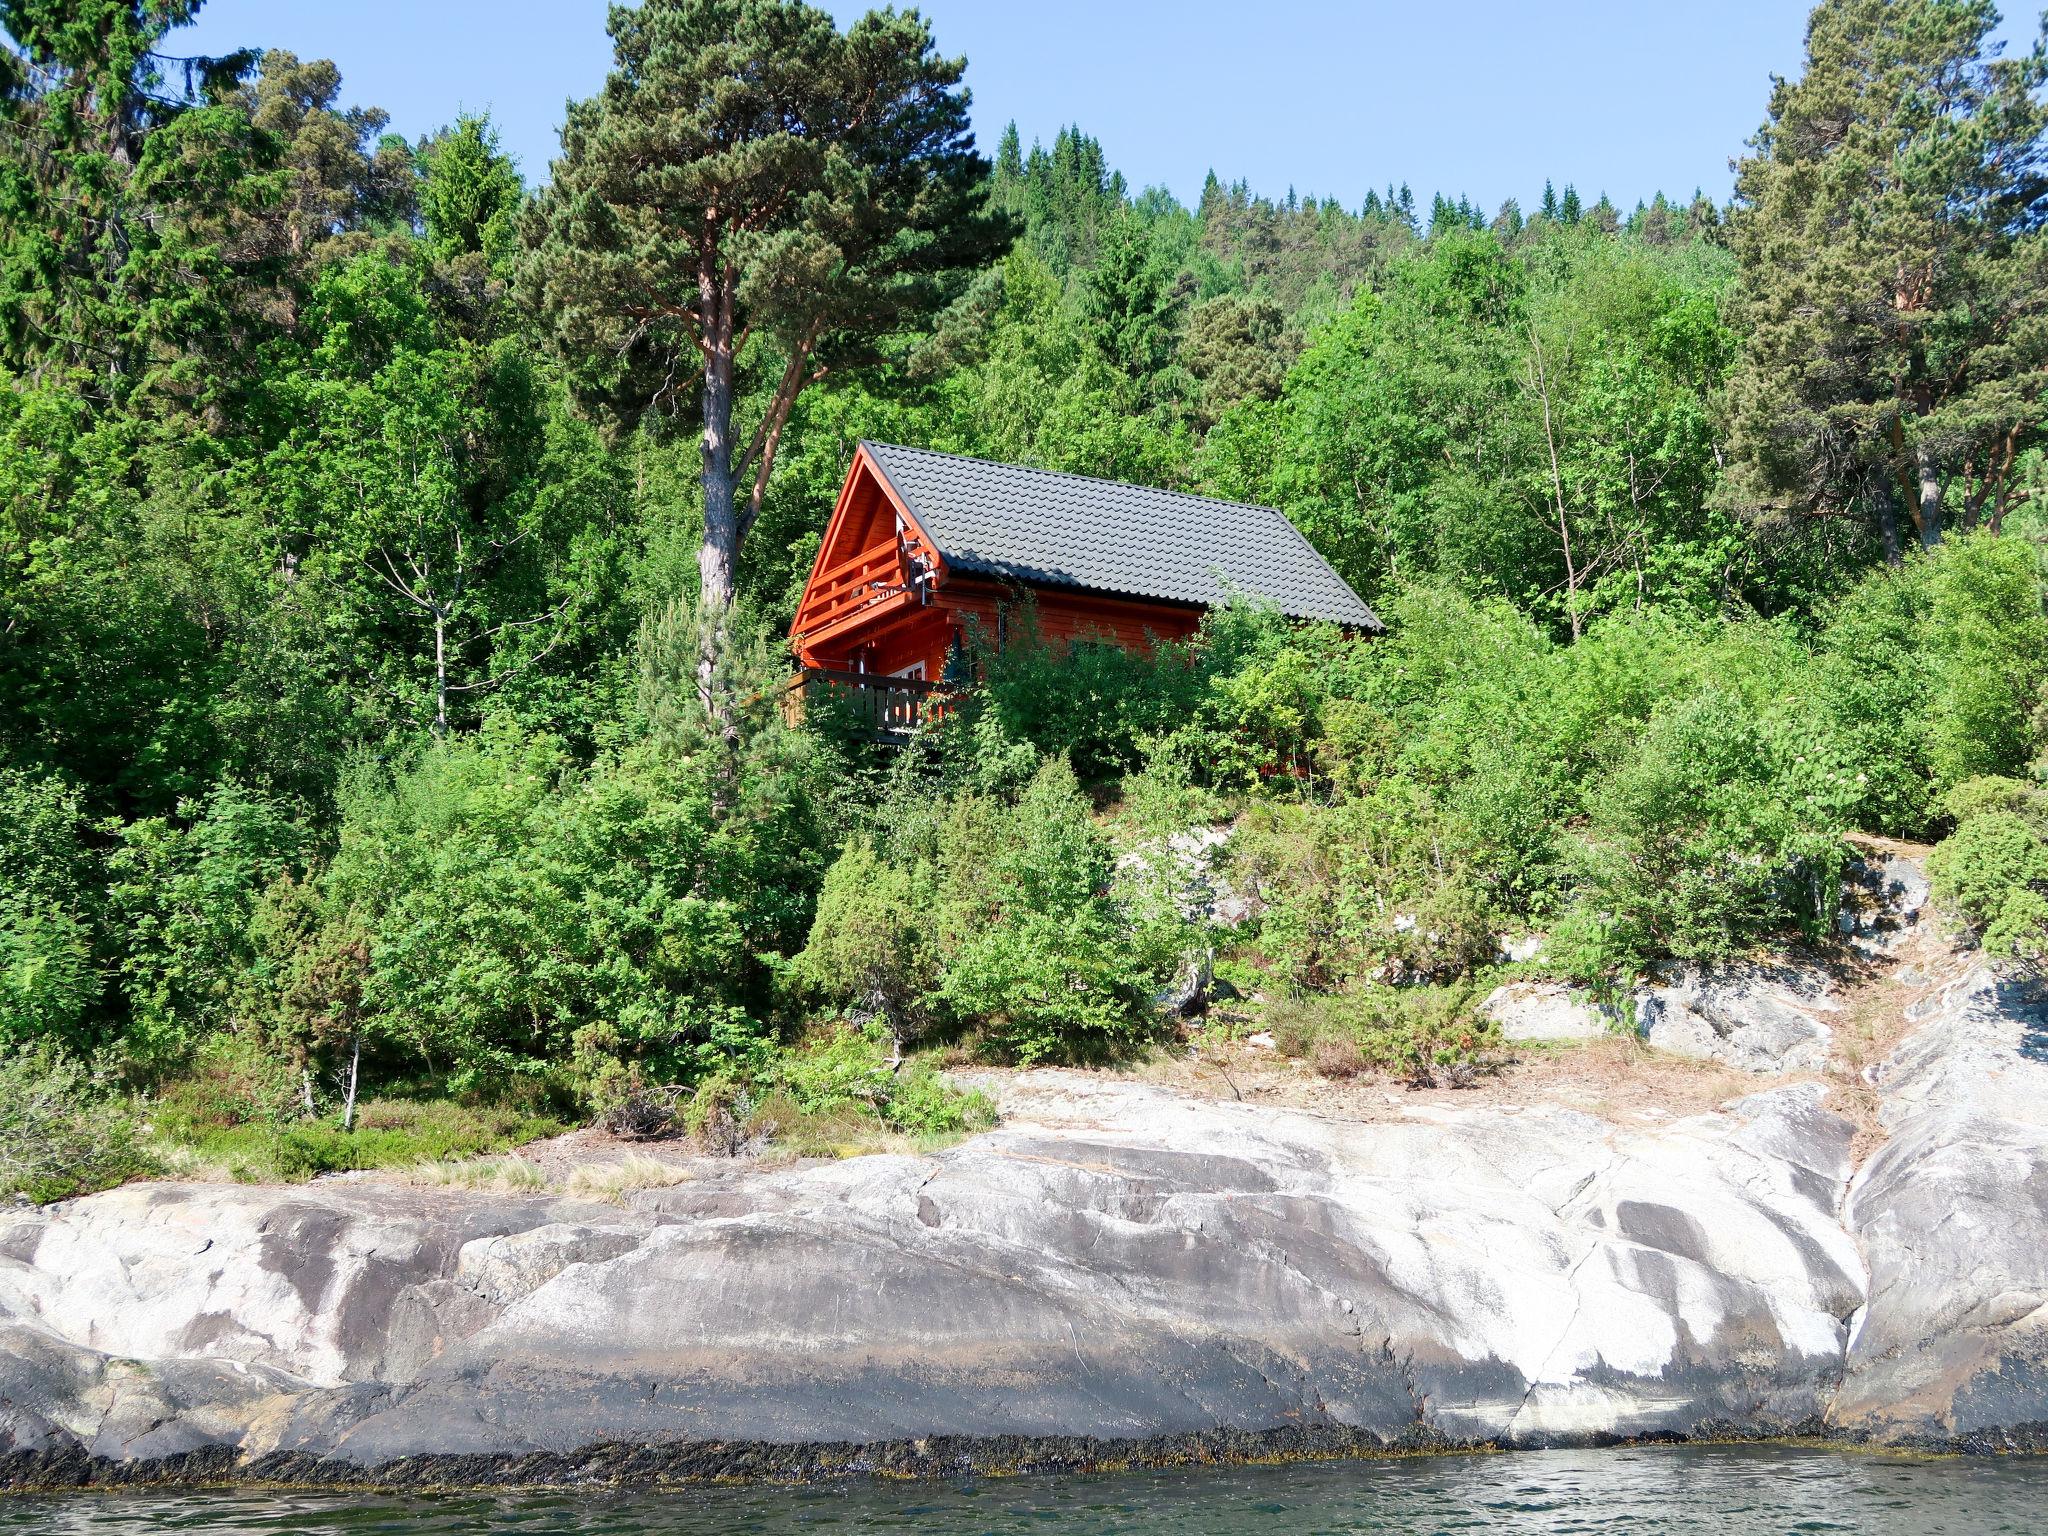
[522,0,1010,646]
[1724,0,2048,556]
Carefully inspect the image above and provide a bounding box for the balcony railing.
[784,667,946,739]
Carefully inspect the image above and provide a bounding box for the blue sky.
[169,1,2043,211]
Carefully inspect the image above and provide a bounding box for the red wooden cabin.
[788,442,1380,734]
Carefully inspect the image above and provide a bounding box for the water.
[4,1448,2044,1535]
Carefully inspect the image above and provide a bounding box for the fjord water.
[6,1448,2045,1536]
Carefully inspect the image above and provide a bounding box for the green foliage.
[686,1022,995,1156]
[320,720,812,1097]
[0,1044,151,1203]
[932,758,1159,1064]
[794,838,938,1050]
[1723,0,2048,549]
[1928,777,2048,963]
[4,0,2048,1165]
[1266,985,1501,1088]
[105,783,306,1076]
[0,768,100,1051]
[152,1082,561,1183]
[1575,686,1851,967]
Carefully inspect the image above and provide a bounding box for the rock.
[1155,949,1213,1020]
[1496,933,1547,965]
[10,851,2048,1484]
[1635,962,1835,1073]
[1837,853,1930,957]
[1482,982,1608,1043]
[0,1078,1864,1484]
[1117,827,1254,928]
[1834,963,2048,1449]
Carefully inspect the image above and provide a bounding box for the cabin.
[787,441,1381,735]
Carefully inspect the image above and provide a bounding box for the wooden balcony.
[784,667,946,740]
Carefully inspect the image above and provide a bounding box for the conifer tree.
[1081,209,1174,382]
[1724,0,2048,555]
[1540,179,1559,221]
[0,0,271,411]
[523,0,1009,637]
[1559,184,1582,223]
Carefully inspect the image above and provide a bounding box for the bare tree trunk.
[1914,441,1944,550]
[696,241,740,737]
[432,606,450,736]
[1528,330,1581,639]
[1872,471,1903,569]
[340,1034,362,1133]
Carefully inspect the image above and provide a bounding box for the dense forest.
[3,0,2047,1198]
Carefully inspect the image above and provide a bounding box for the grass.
[564,1151,694,1202]
[403,1153,551,1192]
[146,1094,565,1184]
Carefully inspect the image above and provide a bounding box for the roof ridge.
[860,439,1296,525]
[853,439,1382,631]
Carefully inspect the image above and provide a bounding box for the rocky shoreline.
[6,860,2048,1492]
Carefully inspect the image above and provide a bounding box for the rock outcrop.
[1481,981,1609,1042]
[1832,962,2048,1450]
[4,851,2048,1486]
[2,1078,1863,1485]
[1634,962,1837,1074]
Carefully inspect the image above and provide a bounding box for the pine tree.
[994,120,1023,186]
[1081,209,1175,381]
[419,112,521,272]
[1559,183,1582,224]
[0,0,271,412]
[1540,179,1559,221]
[1724,0,2048,554]
[523,0,1011,640]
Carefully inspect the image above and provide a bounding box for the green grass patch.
[149,1093,563,1183]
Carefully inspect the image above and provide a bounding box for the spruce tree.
[1081,209,1174,383]
[1724,0,2048,554]
[0,0,271,412]
[522,0,1010,632]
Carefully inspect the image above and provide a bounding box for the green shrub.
[0,770,102,1054]
[0,900,96,1051]
[683,1022,996,1155]
[1232,788,1499,990]
[322,721,816,1098]
[1921,535,2048,793]
[794,837,939,1055]
[1928,793,2048,962]
[934,758,1162,1063]
[1266,984,1500,1087]
[0,1046,151,1203]
[1571,687,1850,969]
[105,783,308,1078]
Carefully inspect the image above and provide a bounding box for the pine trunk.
[1914,442,1943,550]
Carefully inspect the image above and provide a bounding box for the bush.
[321,721,817,1098]
[1231,789,1499,990]
[0,769,102,1055]
[1267,984,1500,1088]
[933,758,1163,1063]
[794,837,939,1056]
[683,1022,996,1156]
[1570,686,1850,970]
[0,1046,151,1203]
[1928,778,2048,962]
[105,783,307,1078]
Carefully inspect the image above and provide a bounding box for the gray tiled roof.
[860,442,1382,630]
